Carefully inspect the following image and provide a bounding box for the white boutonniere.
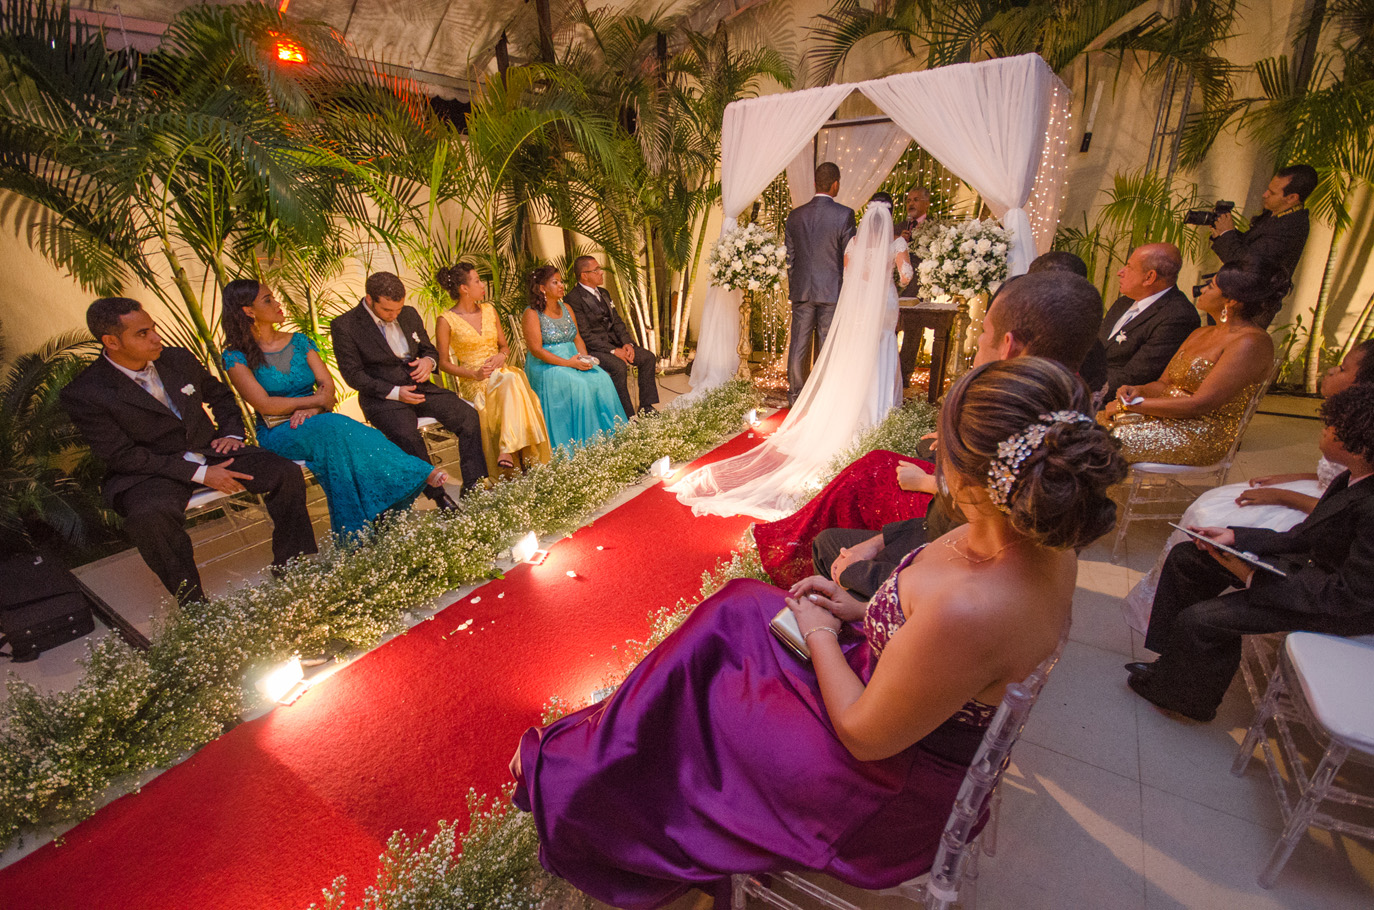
[180,383,196,396]
[411,331,420,342]
[1114,331,1127,344]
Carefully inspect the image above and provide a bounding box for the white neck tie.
[381,319,409,359]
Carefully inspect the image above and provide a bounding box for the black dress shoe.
[432,491,460,511]
[1128,673,1217,722]
[1124,661,1156,680]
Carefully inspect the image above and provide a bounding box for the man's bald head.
[1117,243,1182,300]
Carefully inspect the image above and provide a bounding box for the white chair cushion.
[1285,632,1374,754]
[186,487,229,511]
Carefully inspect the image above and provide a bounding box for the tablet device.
[1168,523,1288,577]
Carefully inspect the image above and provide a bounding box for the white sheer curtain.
[858,54,1058,275]
[685,84,852,397]
[785,121,912,211]
[685,54,1072,397]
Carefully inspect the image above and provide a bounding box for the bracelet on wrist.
[802,626,840,641]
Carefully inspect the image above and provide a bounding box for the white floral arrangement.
[914,218,1011,303]
[708,222,787,292]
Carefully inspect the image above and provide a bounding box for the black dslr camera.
[1183,200,1236,227]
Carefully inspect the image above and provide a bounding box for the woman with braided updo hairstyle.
[510,356,1125,908]
[1100,255,1281,464]
[434,261,552,475]
[519,265,625,451]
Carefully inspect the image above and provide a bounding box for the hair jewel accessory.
[987,410,1094,510]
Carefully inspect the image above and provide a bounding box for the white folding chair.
[1111,368,1275,560]
[731,622,1070,910]
[417,415,463,469]
[1232,631,1374,887]
[184,461,314,567]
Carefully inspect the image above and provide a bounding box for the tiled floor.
[7,393,1374,907]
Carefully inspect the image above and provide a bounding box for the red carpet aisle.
[0,415,784,910]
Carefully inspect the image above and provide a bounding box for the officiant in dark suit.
[565,256,658,418]
[330,272,486,502]
[1127,383,1374,722]
[784,162,856,405]
[61,298,316,603]
[1098,243,1199,401]
[896,186,931,298]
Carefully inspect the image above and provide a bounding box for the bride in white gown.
[670,195,911,519]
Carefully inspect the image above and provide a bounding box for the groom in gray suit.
[784,162,856,405]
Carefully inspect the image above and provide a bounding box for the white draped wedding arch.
[687,53,1073,396]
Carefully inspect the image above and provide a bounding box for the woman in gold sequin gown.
[1099,258,1283,465]
[435,262,552,473]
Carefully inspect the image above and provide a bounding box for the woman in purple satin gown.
[512,358,1127,908]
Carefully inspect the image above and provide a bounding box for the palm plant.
[0,1,367,375]
[0,326,109,552]
[808,0,1214,80]
[545,9,790,361]
[1054,169,1210,297]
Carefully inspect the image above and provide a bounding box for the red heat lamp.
[271,34,306,65]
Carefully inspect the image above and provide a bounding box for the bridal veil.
[670,202,900,519]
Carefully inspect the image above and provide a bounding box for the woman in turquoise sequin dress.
[221,280,448,542]
[520,265,625,450]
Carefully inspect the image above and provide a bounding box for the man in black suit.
[784,161,857,405]
[1098,243,1199,401]
[1210,164,1316,280]
[1128,383,1374,722]
[812,271,1105,600]
[565,256,658,418]
[329,272,486,501]
[61,298,316,603]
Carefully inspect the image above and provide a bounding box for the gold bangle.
[802,626,839,641]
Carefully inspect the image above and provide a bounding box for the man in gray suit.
[784,162,856,405]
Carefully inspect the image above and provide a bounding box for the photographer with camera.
[1207,164,1317,281]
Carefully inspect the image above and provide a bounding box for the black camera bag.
[0,553,96,662]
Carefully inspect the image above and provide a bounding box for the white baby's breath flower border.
[0,383,760,848]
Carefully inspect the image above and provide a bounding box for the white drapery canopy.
[687,53,1072,396]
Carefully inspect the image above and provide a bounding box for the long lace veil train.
[669,202,899,519]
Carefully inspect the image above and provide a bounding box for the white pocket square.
[180,384,196,396]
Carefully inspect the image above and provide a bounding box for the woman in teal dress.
[221,279,450,542]
[520,265,625,450]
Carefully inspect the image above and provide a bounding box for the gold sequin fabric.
[1103,351,1260,465]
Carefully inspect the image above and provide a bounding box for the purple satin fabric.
[513,574,982,909]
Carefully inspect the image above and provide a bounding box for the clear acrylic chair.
[1111,368,1275,560]
[1232,631,1374,887]
[731,622,1070,910]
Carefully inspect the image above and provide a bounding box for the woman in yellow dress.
[1098,258,1282,465]
[435,262,552,473]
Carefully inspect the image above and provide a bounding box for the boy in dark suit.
[565,256,658,418]
[1128,382,1374,721]
[61,298,316,603]
[329,272,486,501]
[784,162,857,405]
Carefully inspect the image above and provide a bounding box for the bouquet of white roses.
[914,218,1011,303]
[708,222,787,293]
